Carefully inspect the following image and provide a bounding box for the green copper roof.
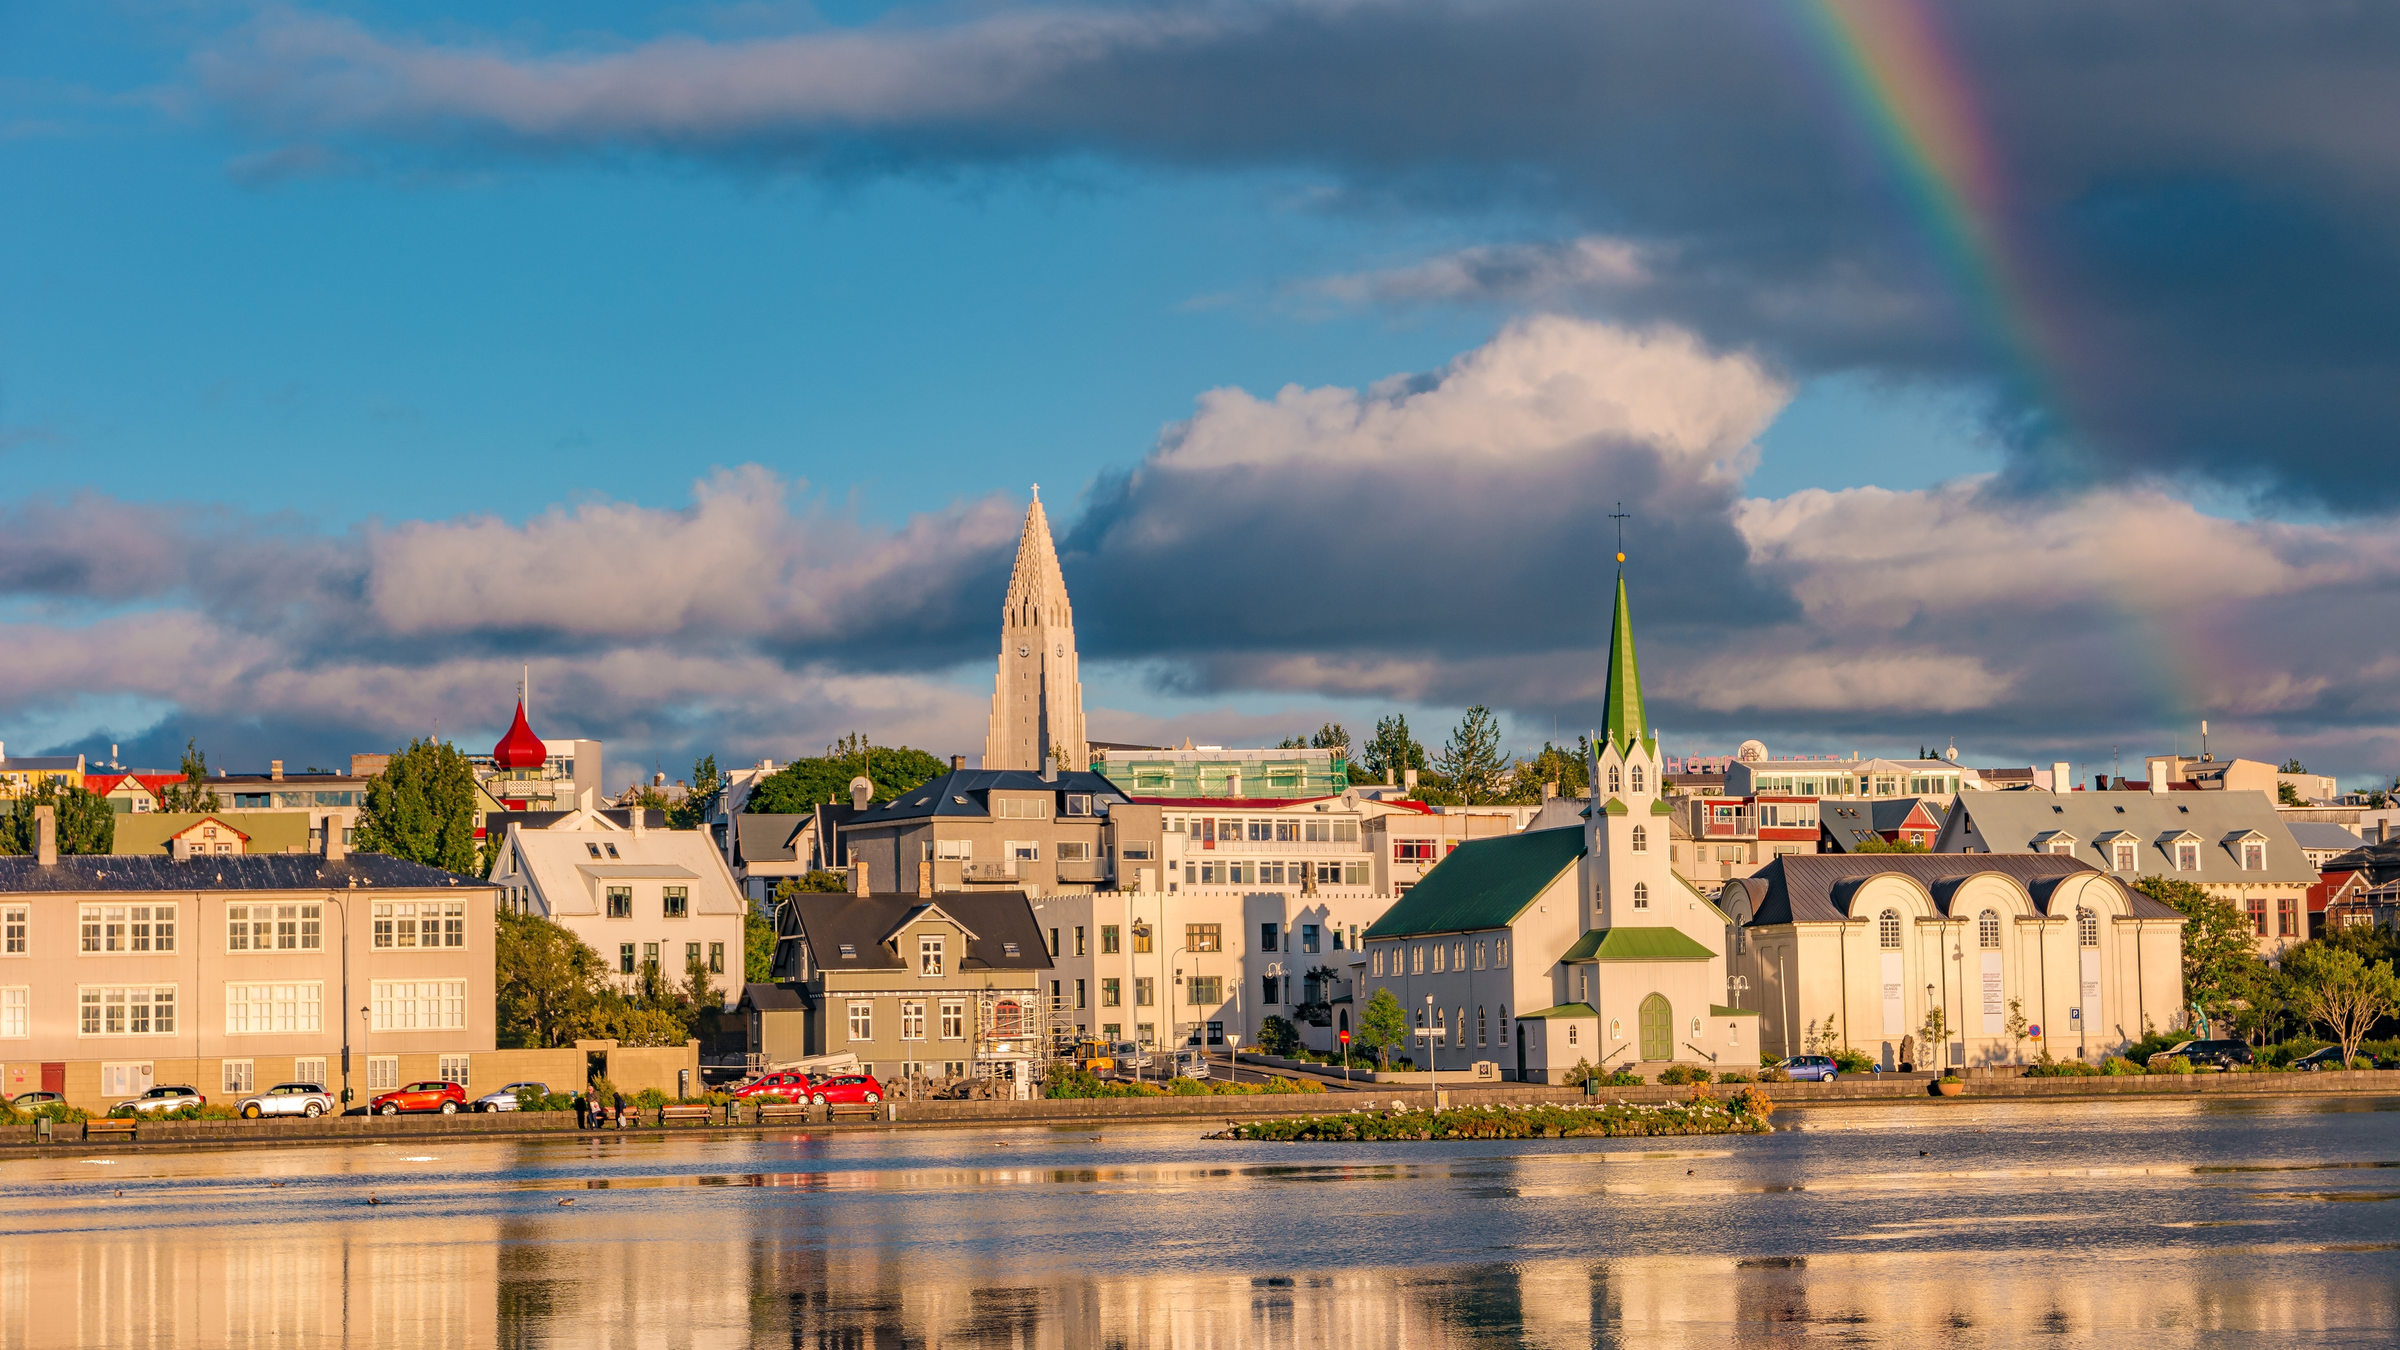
[1600,571,1650,754]
[1361,826,1584,939]
[1515,1003,1599,1020]
[1709,1005,1760,1018]
[1559,926,1715,963]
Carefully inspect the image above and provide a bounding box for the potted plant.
[1933,1072,1965,1097]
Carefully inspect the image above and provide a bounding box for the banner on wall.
[1981,952,2005,1034]
[1880,951,1904,1036]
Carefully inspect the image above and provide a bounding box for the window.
[2048,839,2074,856]
[226,903,318,953]
[1075,979,1087,1010]
[1631,825,1648,853]
[1048,928,1061,958]
[1372,948,1385,977]
[1452,941,1466,970]
[1631,766,1645,793]
[2242,842,2264,872]
[2247,898,2267,936]
[1477,1006,1487,1047]
[603,842,621,860]
[226,982,324,1034]
[371,981,466,1030]
[2277,896,2299,938]
[223,1059,258,1094]
[619,943,636,974]
[373,902,453,948]
[1101,925,1121,954]
[0,986,25,1038]
[1075,926,1087,957]
[439,1055,470,1088]
[848,1001,874,1042]
[1430,943,1445,973]
[585,842,602,859]
[367,1057,400,1092]
[1186,924,1222,953]
[606,888,633,919]
[1057,841,1092,862]
[935,838,973,860]
[2076,907,2099,947]
[2176,842,2199,872]
[940,1000,965,1039]
[1063,793,1094,817]
[1135,977,1154,1007]
[1495,937,1508,967]
[1132,925,1153,954]
[993,796,1051,819]
[1979,910,2001,949]
[1261,922,1280,951]
[1301,924,1320,954]
[1012,841,1040,863]
[1262,973,1281,1004]
[291,1057,326,1086]
[1395,839,1436,862]
[1102,977,1121,1007]
[1120,843,1153,861]
[709,942,725,974]
[921,935,945,977]
[901,1001,926,1041]
[1607,765,1621,794]
[663,887,689,918]
[1632,882,1649,909]
[1878,909,1901,949]
[1412,944,1426,974]
[1187,976,1223,1005]
[78,985,177,1036]
[2113,842,2137,871]
[643,942,659,972]
[2,906,23,955]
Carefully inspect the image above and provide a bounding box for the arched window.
[1632,882,1650,909]
[1878,909,1902,949]
[1978,909,2001,949]
[993,999,1024,1038]
[1631,825,1648,853]
[1498,1005,1508,1046]
[2077,906,2099,947]
[1607,765,1622,794]
[1630,765,1645,793]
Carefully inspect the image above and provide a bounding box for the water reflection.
[3,1095,2397,1347]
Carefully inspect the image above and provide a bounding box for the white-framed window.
[1630,766,1644,793]
[1451,941,1465,971]
[370,980,467,1031]
[226,982,324,1035]
[439,1055,470,1087]
[1056,841,1092,861]
[1009,841,1039,862]
[1878,910,1902,949]
[101,1062,154,1098]
[1473,940,1486,970]
[3,905,26,955]
[1495,937,1508,968]
[2048,839,2074,856]
[227,903,321,952]
[0,986,26,1038]
[1411,944,1425,974]
[1430,943,1445,973]
[1607,765,1621,794]
[294,1057,328,1087]
[2113,842,2137,872]
[1371,948,1385,977]
[920,935,944,977]
[993,796,1050,820]
[2077,907,2099,948]
[1978,909,2001,949]
[1631,825,1648,853]
[901,1001,926,1040]
[223,1059,256,1094]
[366,1056,400,1091]
[2242,842,2264,871]
[940,1000,965,1040]
[374,902,466,948]
[1632,882,1649,909]
[848,1001,874,1042]
[935,838,972,860]
[80,905,177,954]
[2176,842,2199,871]
[78,985,177,1036]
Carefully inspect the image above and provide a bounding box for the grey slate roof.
[735,814,809,864]
[0,853,486,893]
[782,890,1054,973]
[844,769,1127,826]
[1729,853,2172,927]
[738,981,813,1012]
[2286,822,2365,853]
[1820,798,1950,852]
[2321,839,2400,885]
[1940,789,2315,885]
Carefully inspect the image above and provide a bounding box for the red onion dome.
[492,700,548,770]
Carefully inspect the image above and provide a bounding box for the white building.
[491,816,746,1008]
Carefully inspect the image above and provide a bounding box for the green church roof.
[1559,926,1715,962]
[1514,1003,1598,1020]
[1600,570,1652,755]
[1360,826,1585,939]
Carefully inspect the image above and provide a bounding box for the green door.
[1638,993,1673,1062]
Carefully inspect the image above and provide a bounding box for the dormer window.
[2176,841,2199,871]
[2049,839,2074,856]
[2242,840,2264,871]
[2113,842,2137,871]
[920,935,944,977]
[1064,794,1093,817]
[838,943,857,960]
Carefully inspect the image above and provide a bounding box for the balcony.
[1195,838,1366,854]
[959,861,1020,882]
[1054,860,1111,884]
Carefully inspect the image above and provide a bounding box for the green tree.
[666,754,722,830]
[1360,715,1427,785]
[744,738,948,814]
[1434,705,1508,804]
[745,905,778,984]
[1257,1015,1302,1057]
[355,738,481,874]
[2277,781,2306,807]
[2280,944,2400,1067]
[494,910,608,1049]
[1310,723,1351,754]
[1507,737,1592,803]
[1358,987,1411,1068]
[1855,837,1930,854]
[2134,875,2262,1035]
[2279,758,2309,774]
[158,739,222,813]
[0,779,115,855]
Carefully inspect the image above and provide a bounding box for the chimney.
[171,835,192,862]
[631,805,646,837]
[654,771,665,786]
[35,805,57,866]
[1042,751,1058,783]
[270,760,284,781]
[322,815,346,861]
[918,860,932,899]
[851,858,870,896]
[2094,774,2109,793]
[2145,755,2174,794]
[1404,768,1419,793]
[2051,762,2072,795]
[951,755,965,772]
[1543,781,1558,800]
[849,776,872,811]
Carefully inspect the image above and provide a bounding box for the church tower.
[983,489,1088,772]
[1582,566,1674,933]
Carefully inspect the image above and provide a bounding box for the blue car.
[1776,1055,1839,1083]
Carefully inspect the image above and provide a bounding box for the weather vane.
[1608,501,1629,564]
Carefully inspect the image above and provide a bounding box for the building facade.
[838,767,1131,899]
[491,817,746,1008]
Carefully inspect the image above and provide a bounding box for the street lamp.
[1417,993,1445,1107]
[1131,918,1153,1083]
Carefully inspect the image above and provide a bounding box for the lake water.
[3,1095,2397,1348]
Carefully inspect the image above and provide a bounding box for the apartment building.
[837,766,1131,897]
[1725,754,1969,800]
[1675,794,1822,887]
[491,816,746,1007]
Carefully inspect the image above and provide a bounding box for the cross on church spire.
[1608,501,1629,566]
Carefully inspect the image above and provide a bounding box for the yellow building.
[0,747,84,798]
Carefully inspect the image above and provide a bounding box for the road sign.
[2029,1024,2043,1039]
[1339,1031,1350,1044]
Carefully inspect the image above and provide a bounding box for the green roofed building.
[1357,568,1754,1081]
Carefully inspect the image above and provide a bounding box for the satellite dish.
[1736,739,1768,763]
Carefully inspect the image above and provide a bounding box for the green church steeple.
[1600,569,1650,755]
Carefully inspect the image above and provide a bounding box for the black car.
[2292,1045,2372,1072]
[2152,1039,2254,1071]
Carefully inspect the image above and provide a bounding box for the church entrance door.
[1638,993,1673,1062]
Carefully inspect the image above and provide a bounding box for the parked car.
[472,1081,549,1112]
[1774,1055,1839,1083]
[1107,1041,1153,1072]
[1174,1049,1212,1081]
[9,1091,66,1109]
[235,1082,336,1118]
[125,1085,206,1114]
[2151,1039,2254,1071]
[731,1070,816,1101]
[2292,1046,2364,1072]
[807,1074,884,1106]
[371,1080,468,1115]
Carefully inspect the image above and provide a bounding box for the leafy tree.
[158,739,222,813]
[2279,944,2400,1067]
[0,779,114,855]
[1257,1015,1302,1057]
[1918,1006,1951,1073]
[2280,758,2309,774]
[2134,875,2262,1036]
[2277,781,2306,807]
[1358,987,1411,1068]
[355,738,481,874]
[744,737,948,814]
[666,754,722,830]
[495,911,608,1049]
[1360,715,1427,785]
[2004,999,2029,1062]
[1436,705,1509,806]
[1310,723,1351,754]
[1508,738,1592,803]
[1855,837,1930,854]
[745,905,778,984]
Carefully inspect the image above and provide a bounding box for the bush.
[1598,1069,1645,1087]
[632,1088,671,1110]
[2024,1052,2101,1078]
[752,1093,794,1106]
[518,1088,579,1113]
[1756,1066,1790,1083]
[1716,1071,1754,1084]
[1257,1016,1302,1058]
[2146,1056,2195,1075]
[1656,1064,1711,1086]
[2123,1029,2188,1065]
[1261,1075,1325,1094]
[1560,1058,1597,1086]
[2098,1056,2144,1076]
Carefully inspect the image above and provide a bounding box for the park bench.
[657,1104,714,1127]
[828,1102,882,1123]
[84,1119,138,1142]
[755,1103,813,1125]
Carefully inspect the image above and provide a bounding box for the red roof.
[491,700,548,770]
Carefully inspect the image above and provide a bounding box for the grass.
[1214,1087,1776,1142]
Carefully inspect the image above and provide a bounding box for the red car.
[808,1074,884,1106]
[730,1070,815,1101]
[372,1080,468,1115]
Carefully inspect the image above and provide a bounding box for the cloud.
[189,1,2400,510]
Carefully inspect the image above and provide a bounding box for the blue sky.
[3,3,2394,791]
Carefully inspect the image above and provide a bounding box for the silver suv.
[236,1082,336,1118]
[125,1085,207,1114]
[472,1081,549,1112]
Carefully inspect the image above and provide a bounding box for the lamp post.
[359,1005,373,1109]
[1131,918,1152,1083]
[1420,993,1444,1108]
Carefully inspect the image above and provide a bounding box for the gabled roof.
[844,768,1127,827]
[782,890,1052,973]
[1559,926,1714,962]
[880,902,979,945]
[1361,826,1584,939]
[734,813,809,863]
[2321,838,2400,886]
[112,811,310,856]
[1729,853,2174,926]
[738,982,813,1012]
[2285,822,2362,852]
[1818,797,1950,853]
[1945,790,2316,884]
